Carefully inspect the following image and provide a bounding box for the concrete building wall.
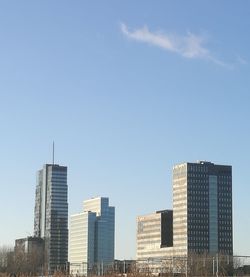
[69,212,96,276]
[173,163,188,257]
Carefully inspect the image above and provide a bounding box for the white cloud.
[121,23,230,67]
[236,55,248,65]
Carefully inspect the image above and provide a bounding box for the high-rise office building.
[34,164,68,273]
[173,161,232,256]
[69,197,115,276]
[69,212,96,276]
[136,161,233,264]
[84,197,115,263]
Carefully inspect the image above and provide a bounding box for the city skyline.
[0,1,250,260]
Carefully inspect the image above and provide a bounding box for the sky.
[0,1,250,259]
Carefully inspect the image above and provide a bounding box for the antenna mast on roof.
[52,141,55,165]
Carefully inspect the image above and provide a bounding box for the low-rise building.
[14,236,44,273]
[136,210,173,274]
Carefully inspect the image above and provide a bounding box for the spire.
[52,141,55,165]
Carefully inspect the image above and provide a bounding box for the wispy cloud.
[121,23,230,68]
[236,55,248,65]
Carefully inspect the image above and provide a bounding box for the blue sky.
[0,1,250,259]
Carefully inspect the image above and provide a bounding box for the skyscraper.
[69,197,115,276]
[173,161,232,256]
[34,164,68,273]
[83,197,115,264]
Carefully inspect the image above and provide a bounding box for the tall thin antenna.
[52,141,55,165]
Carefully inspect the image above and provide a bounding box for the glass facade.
[69,197,115,276]
[209,175,218,253]
[136,161,232,262]
[34,164,68,273]
[173,161,232,256]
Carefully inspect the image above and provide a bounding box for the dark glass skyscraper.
[34,164,68,273]
[173,161,233,256]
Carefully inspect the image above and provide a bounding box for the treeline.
[0,246,43,275]
[1,246,250,277]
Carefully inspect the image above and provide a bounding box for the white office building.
[69,197,115,276]
[137,210,173,260]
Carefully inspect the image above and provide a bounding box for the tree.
[0,246,14,273]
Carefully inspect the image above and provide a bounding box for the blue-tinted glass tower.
[34,164,68,273]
